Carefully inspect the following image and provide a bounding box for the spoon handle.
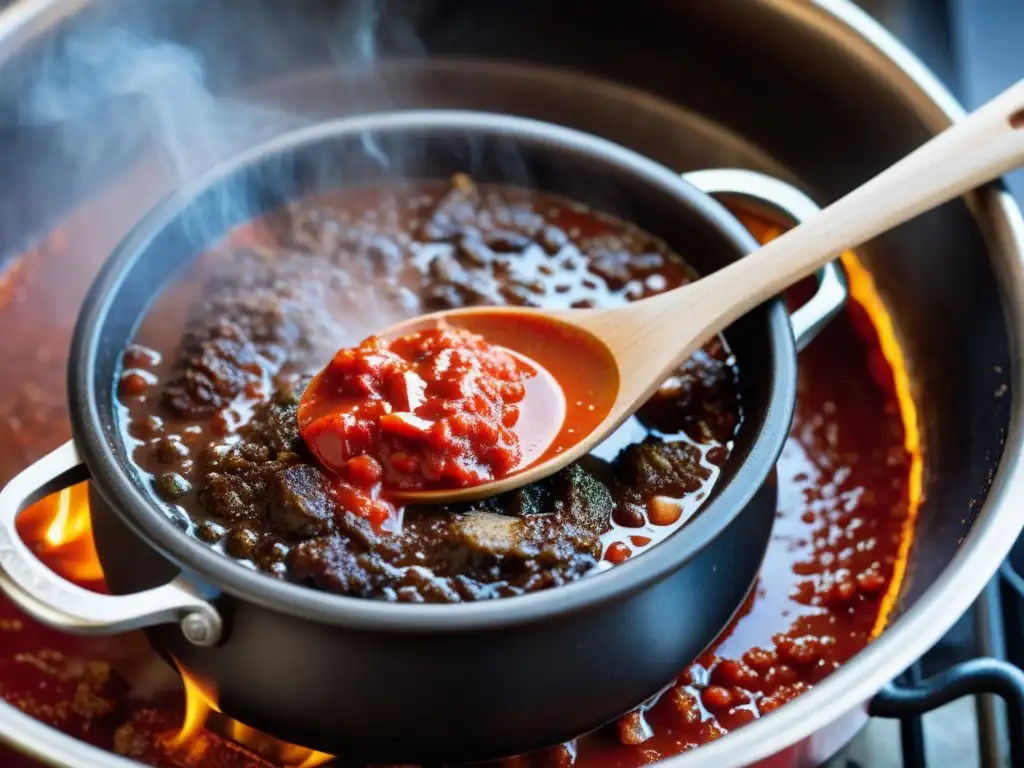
[684,78,1024,340]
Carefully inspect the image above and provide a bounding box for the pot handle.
[682,169,848,351]
[0,440,222,646]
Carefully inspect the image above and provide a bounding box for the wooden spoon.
[316,80,1024,505]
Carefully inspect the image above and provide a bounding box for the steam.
[3,0,553,312]
[8,1,408,249]
[19,29,291,180]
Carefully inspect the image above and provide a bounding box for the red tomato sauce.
[298,310,622,516]
[299,322,531,494]
[448,310,620,469]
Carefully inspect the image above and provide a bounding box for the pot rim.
[68,109,798,631]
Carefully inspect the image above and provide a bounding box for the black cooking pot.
[0,112,844,762]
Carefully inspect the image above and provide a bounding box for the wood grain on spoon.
[307,78,1024,504]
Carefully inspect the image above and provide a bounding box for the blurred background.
[866,0,1023,198]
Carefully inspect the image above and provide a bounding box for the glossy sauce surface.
[116,177,739,602]
[0,199,915,766]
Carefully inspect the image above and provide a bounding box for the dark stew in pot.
[116,175,742,602]
[0,196,920,767]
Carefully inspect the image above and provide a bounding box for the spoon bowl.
[352,284,740,504]
[373,307,620,503]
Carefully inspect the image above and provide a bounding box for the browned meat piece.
[481,229,533,253]
[638,341,740,444]
[162,320,263,418]
[451,512,527,556]
[161,249,349,422]
[288,536,382,597]
[539,225,569,254]
[396,491,605,599]
[618,437,711,499]
[421,173,482,240]
[184,249,334,352]
[288,506,602,603]
[457,233,495,266]
[259,384,305,455]
[269,465,335,540]
[361,233,406,275]
[202,459,273,523]
[196,393,314,531]
[424,246,503,307]
[551,458,616,536]
[421,174,544,243]
[421,282,470,311]
[588,247,634,290]
[486,482,549,518]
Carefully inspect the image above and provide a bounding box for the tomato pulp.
[298,321,568,512]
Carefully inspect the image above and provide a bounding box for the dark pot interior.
[80,114,794,760]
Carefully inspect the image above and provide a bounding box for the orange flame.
[171,658,334,768]
[16,481,104,584]
[840,252,924,637]
[168,661,219,751]
[17,483,332,766]
[739,214,923,638]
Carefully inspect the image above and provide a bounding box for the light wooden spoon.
[323,79,1024,505]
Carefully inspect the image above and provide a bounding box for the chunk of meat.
[588,247,634,290]
[269,465,335,540]
[259,384,306,455]
[163,320,263,418]
[421,173,482,240]
[451,512,527,557]
[196,398,308,528]
[552,459,616,536]
[637,340,740,444]
[618,437,711,498]
[161,249,349,422]
[287,536,380,597]
[486,482,550,518]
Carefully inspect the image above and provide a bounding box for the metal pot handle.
[0,440,222,646]
[682,169,848,350]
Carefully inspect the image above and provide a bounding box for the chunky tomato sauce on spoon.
[297,311,619,512]
[299,322,534,488]
[297,320,567,509]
